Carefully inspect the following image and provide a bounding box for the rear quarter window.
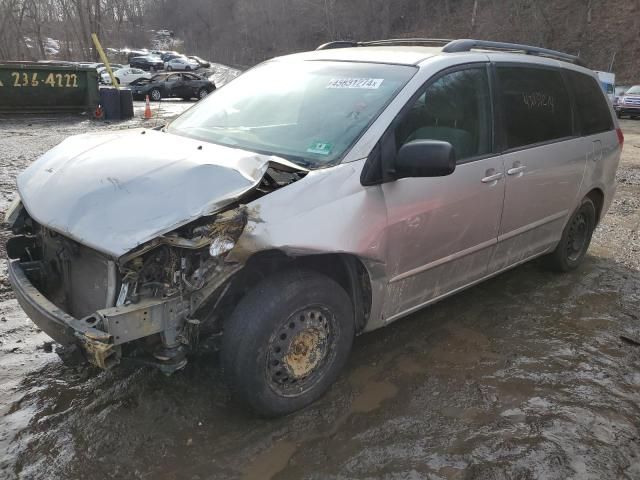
[496,66,573,150]
[566,70,614,136]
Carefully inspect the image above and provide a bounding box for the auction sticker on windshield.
[327,78,383,89]
[306,142,333,155]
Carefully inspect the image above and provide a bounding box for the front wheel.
[221,269,355,417]
[149,88,162,101]
[198,88,209,100]
[545,197,596,272]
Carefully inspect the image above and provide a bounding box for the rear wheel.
[545,197,596,272]
[221,269,355,417]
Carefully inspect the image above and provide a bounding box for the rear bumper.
[8,259,116,367]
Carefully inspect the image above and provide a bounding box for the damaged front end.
[6,203,250,373]
[6,147,306,373]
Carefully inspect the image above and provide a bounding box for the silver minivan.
[5,39,623,416]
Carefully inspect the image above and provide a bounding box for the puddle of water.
[242,440,297,480]
[351,380,399,413]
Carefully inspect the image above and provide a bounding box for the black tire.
[181,96,192,101]
[221,269,355,417]
[545,197,596,272]
[616,111,623,119]
[149,88,161,101]
[198,88,209,100]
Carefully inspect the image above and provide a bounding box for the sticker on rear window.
[306,142,333,155]
[327,78,383,89]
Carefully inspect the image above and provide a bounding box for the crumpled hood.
[17,129,303,258]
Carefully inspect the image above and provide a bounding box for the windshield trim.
[167,61,418,170]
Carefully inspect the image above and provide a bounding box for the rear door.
[183,73,201,97]
[165,73,184,97]
[490,64,586,271]
[381,64,506,320]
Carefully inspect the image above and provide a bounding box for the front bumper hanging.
[8,259,188,370]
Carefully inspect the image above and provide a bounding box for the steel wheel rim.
[567,212,588,261]
[266,306,335,397]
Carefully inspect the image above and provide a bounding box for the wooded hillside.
[1,0,639,82]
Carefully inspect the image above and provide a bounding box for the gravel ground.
[0,113,639,480]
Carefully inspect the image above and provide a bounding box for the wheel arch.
[585,187,605,224]
[203,250,373,334]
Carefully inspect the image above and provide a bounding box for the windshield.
[626,86,640,94]
[167,60,416,168]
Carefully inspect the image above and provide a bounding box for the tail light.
[616,127,624,147]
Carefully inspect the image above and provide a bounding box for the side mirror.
[395,140,456,179]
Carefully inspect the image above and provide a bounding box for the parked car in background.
[101,67,151,85]
[87,63,123,73]
[161,51,181,62]
[165,57,199,71]
[127,49,150,63]
[613,85,629,107]
[188,56,211,68]
[130,55,164,71]
[129,72,216,100]
[96,64,124,73]
[614,85,640,118]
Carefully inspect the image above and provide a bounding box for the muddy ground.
[0,108,639,480]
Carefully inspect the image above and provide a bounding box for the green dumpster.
[0,61,100,113]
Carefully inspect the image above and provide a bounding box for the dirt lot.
[0,110,639,480]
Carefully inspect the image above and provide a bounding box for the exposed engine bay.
[6,165,305,372]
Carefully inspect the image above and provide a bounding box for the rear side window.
[566,70,614,136]
[496,66,573,150]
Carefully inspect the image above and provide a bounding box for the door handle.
[481,172,503,183]
[507,165,527,175]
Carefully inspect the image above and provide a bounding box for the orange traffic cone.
[144,95,152,119]
[94,103,104,120]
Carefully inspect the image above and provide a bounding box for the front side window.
[497,66,573,150]
[168,61,416,168]
[395,67,492,162]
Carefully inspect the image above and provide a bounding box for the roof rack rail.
[316,41,360,50]
[442,39,585,66]
[316,38,452,50]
